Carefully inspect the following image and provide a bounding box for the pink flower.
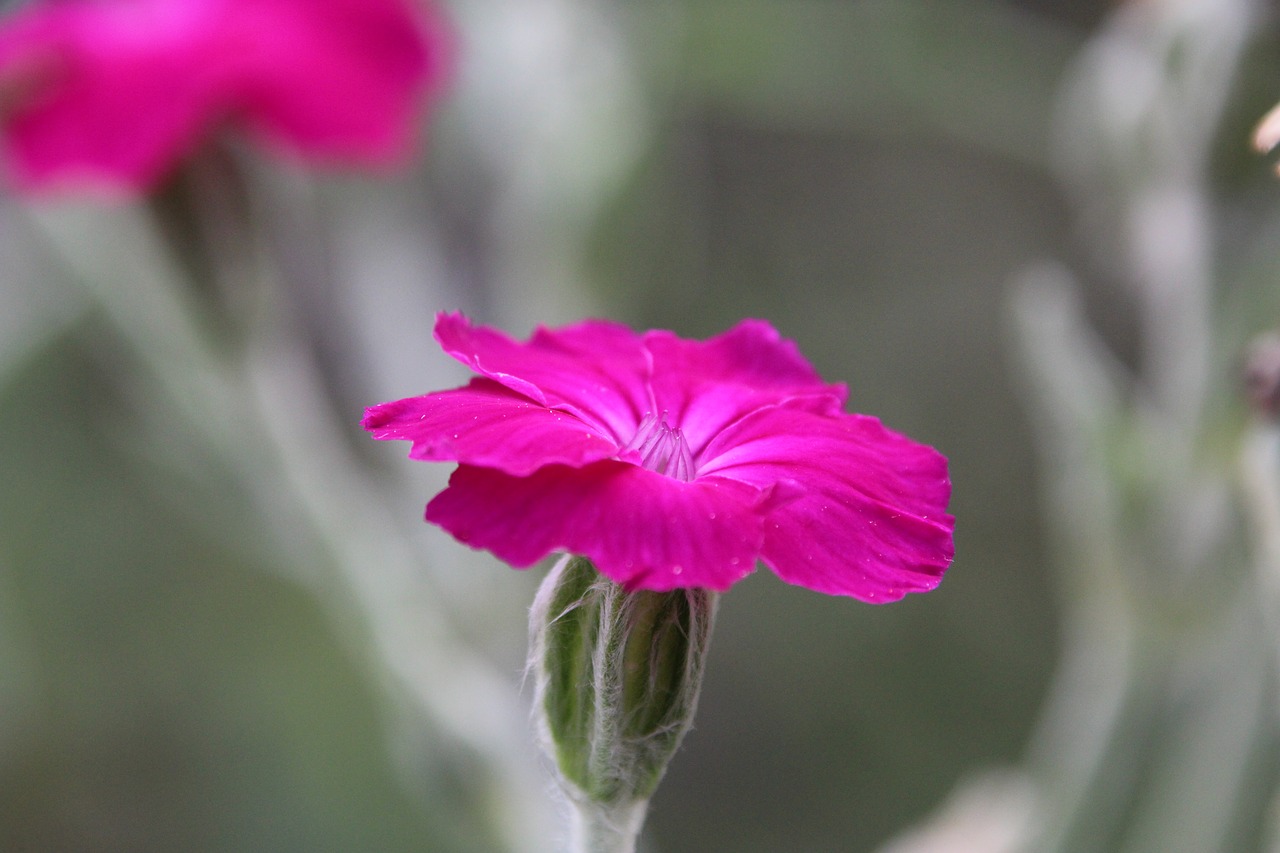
[0,0,451,195]
[364,313,955,602]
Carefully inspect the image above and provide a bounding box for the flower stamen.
[621,412,694,482]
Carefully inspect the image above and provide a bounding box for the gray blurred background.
[6,0,1280,850]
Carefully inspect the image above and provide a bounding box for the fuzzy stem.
[568,800,648,853]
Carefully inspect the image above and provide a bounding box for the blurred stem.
[1009,266,1137,851]
[20,192,553,851]
[1241,423,1280,670]
[148,143,258,341]
[1011,0,1264,850]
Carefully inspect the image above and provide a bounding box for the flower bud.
[529,555,716,845]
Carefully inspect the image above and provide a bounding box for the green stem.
[569,800,648,853]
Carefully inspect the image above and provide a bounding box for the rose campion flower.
[0,0,450,194]
[364,313,955,601]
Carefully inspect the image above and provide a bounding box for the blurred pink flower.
[0,0,451,195]
[364,313,955,602]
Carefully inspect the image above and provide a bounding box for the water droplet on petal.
[672,565,683,575]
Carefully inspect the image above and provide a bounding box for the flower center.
[620,412,694,482]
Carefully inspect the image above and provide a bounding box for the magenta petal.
[700,406,954,602]
[434,312,652,445]
[0,0,450,195]
[0,0,226,193]
[644,320,846,456]
[222,0,449,165]
[426,462,768,592]
[646,320,840,402]
[362,378,620,475]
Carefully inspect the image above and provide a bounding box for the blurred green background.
[6,0,1280,851]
